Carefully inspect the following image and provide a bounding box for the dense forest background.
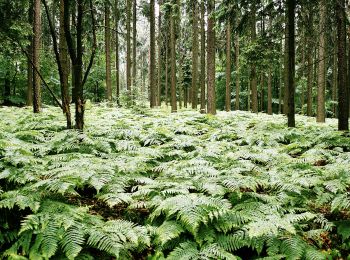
[0,0,349,130]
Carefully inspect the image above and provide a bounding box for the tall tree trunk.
[105,4,112,101]
[165,39,169,106]
[200,0,206,113]
[225,19,231,112]
[250,1,258,113]
[283,15,289,115]
[268,68,272,115]
[115,0,120,106]
[132,0,137,87]
[191,1,199,109]
[234,17,240,111]
[306,12,313,116]
[33,0,41,113]
[59,0,72,128]
[27,0,33,107]
[287,0,296,127]
[150,0,156,107]
[157,0,163,106]
[170,4,177,113]
[317,0,326,123]
[126,0,132,96]
[207,0,216,115]
[336,0,349,130]
[260,74,264,112]
[332,29,337,117]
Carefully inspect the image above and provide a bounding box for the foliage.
[0,105,350,259]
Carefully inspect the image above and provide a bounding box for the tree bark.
[150,0,156,107]
[27,0,34,107]
[33,0,41,113]
[132,0,137,87]
[250,1,258,113]
[234,16,240,111]
[59,0,72,128]
[306,12,313,117]
[268,68,272,115]
[336,0,349,130]
[207,0,216,115]
[170,3,177,113]
[225,19,231,112]
[115,0,120,106]
[287,0,296,127]
[157,0,163,106]
[316,0,326,123]
[105,4,112,101]
[191,1,199,109]
[200,0,206,113]
[126,0,132,96]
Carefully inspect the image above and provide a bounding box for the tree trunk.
[287,0,296,127]
[33,0,41,113]
[157,0,163,106]
[170,5,177,113]
[191,1,199,109]
[150,0,156,107]
[250,2,258,113]
[225,19,231,112]
[332,29,337,117]
[115,0,120,106]
[200,0,206,113]
[268,68,272,115]
[336,0,349,130]
[126,0,132,97]
[27,0,33,107]
[306,12,313,117]
[132,0,137,87]
[207,0,216,115]
[260,74,264,112]
[283,15,289,115]
[105,4,112,101]
[59,0,72,128]
[234,17,240,111]
[317,0,326,123]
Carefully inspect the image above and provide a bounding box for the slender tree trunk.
[306,12,313,116]
[115,0,120,106]
[170,4,177,113]
[268,68,272,115]
[191,1,199,109]
[336,0,349,130]
[317,0,326,122]
[33,0,41,113]
[27,0,33,107]
[225,19,231,112]
[59,0,72,128]
[332,29,337,117]
[150,0,156,107]
[165,39,169,106]
[200,0,206,113]
[250,2,258,113]
[235,17,240,111]
[260,74,265,112]
[132,0,137,87]
[283,15,289,115]
[287,0,296,127]
[157,0,163,106]
[126,0,132,96]
[105,4,112,101]
[207,0,216,115]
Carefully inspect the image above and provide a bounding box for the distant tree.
[191,0,199,109]
[105,2,112,101]
[200,0,206,114]
[170,1,177,113]
[150,0,156,107]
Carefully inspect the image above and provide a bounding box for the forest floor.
[1,105,350,259]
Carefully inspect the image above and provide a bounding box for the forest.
[0,0,350,259]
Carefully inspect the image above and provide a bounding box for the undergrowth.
[0,105,349,259]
